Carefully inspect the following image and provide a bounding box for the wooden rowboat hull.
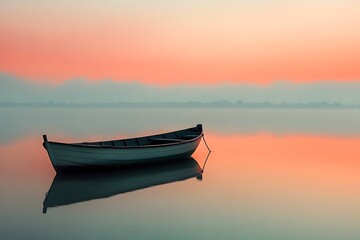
[43,124,203,172]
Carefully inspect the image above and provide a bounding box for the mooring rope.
[201,151,211,173]
[202,134,212,152]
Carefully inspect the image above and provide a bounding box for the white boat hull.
[44,136,201,171]
[43,125,204,172]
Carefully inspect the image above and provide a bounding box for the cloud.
[1,73,360,104]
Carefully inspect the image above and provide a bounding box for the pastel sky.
[1,0,360,85]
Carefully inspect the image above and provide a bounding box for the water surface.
[1,108,360,239]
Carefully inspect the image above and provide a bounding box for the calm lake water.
[1,107,360,240]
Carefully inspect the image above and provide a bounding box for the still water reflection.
[1,108,360,239]
[43,157,204,213]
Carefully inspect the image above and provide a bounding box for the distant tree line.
[1,100,360,109]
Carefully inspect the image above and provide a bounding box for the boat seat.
[150,137,182,143]
[125,139,139,146]
[182,134,199,139]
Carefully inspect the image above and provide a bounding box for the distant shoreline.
[1,101,360,109]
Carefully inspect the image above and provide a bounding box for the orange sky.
[1,1,360,85]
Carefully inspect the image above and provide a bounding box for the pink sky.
[1,1,360,85]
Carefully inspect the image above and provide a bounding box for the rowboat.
[43,157,203,213]
[43,124,204,172]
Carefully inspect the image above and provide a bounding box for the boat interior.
[81,126,202,147]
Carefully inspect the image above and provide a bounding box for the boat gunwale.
[45,127,203,149]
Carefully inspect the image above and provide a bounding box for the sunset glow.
[1,1,360,85]
[1,2,360,237]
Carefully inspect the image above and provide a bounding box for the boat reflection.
[43,157,204,213]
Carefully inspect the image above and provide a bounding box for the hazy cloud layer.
[1,74,360,104]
